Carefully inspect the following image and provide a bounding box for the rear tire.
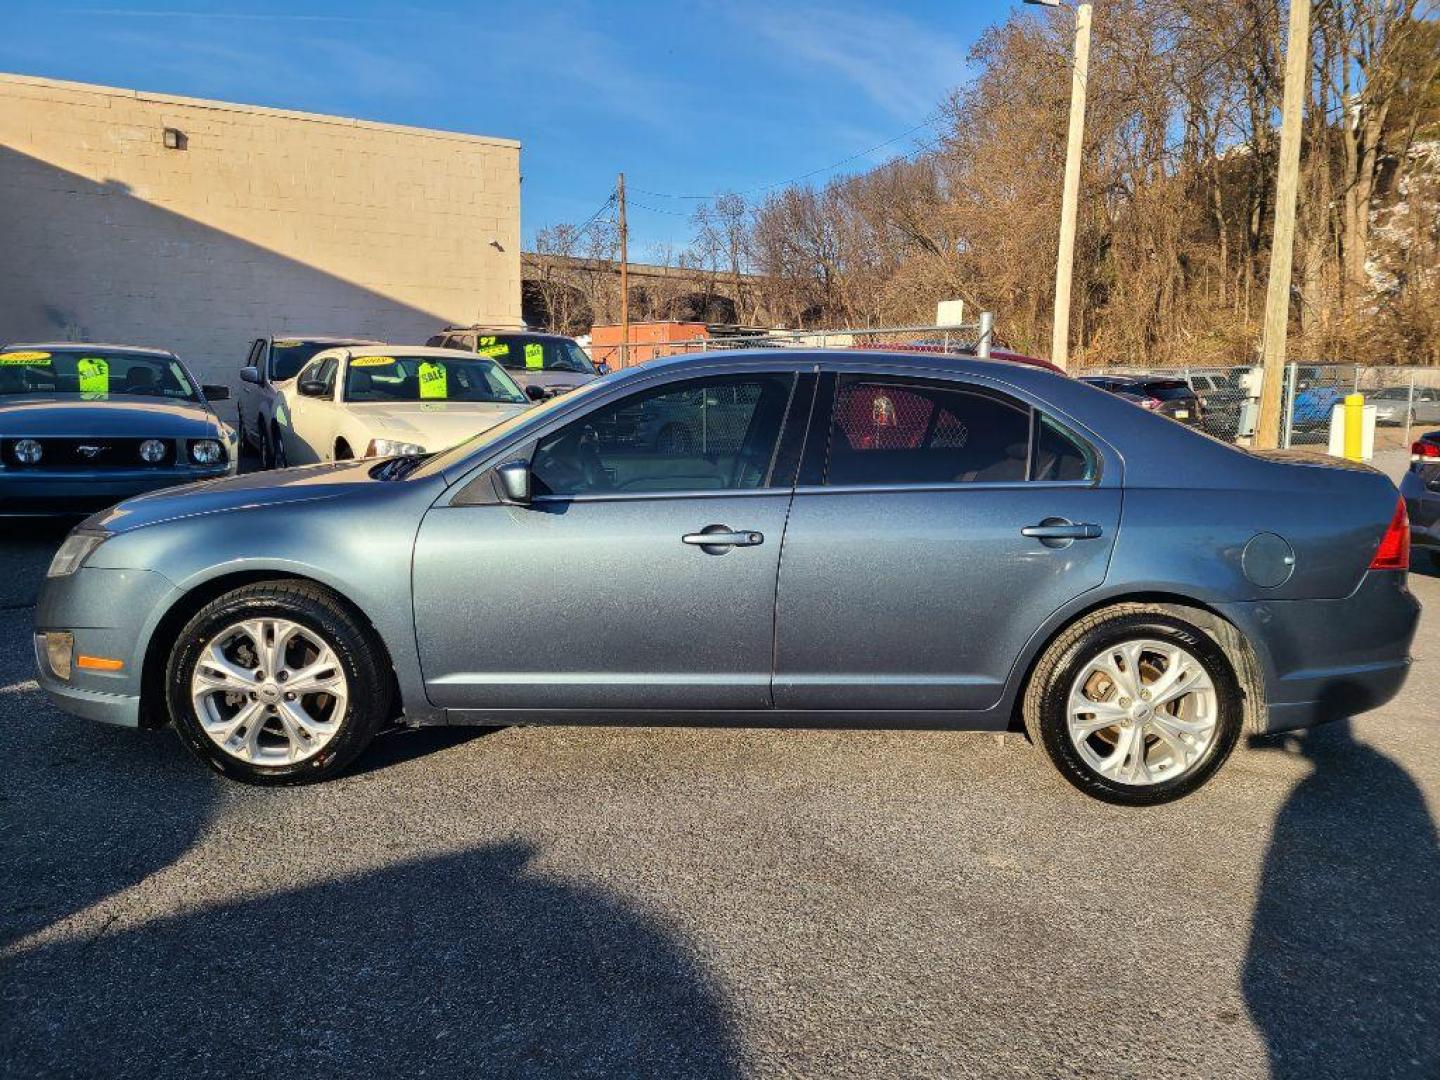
[165,581,391,785]
[1022,605,1244,805]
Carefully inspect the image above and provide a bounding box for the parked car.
[238,335,379,468]
[0,343,236,515]
[35,350,1418,804]
[272,345,531,465]
[1372,387,1440,427]
[1079,375,1205,427]
[426,327,602,398]
[1401,431,1440,571]
[1186,372,1244,437]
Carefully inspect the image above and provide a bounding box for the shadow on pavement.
[1,840,743,1078]
[0,519,72,609]
[1242,720,1439,1078]
[347,723,501,777]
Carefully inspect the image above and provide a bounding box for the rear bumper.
[0,466,231,516]
[1401,472,1440,550]
[1216,571,1421,734]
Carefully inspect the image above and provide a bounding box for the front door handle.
[683,525,764,553]
[1021,520,1103,541]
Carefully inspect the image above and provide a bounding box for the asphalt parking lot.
[1,512,1437,1078]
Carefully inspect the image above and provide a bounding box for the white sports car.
[273,345,533,466]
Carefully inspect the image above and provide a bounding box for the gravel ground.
[0,522,1435,1080]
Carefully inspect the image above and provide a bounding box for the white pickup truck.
[237,335,378,468]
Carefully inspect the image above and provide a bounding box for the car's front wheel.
[1023,606,1244,805]
[165,581,391,784]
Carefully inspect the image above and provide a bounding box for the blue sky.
[6,1,1014,256]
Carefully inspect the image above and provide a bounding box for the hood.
[507,370,598,392]
[346,400,529,450]
[86,459,387,534]
[0,396,220,438]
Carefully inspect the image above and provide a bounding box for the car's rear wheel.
[1023,607,1243,805]
[165,581,391,784]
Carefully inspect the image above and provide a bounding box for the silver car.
[34,351,1419,804]
[1372,386,1440,427]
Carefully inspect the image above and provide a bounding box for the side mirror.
[524,384,549,402]
[239,366,261,385]
[202,383,230,401]
[495,460,531,504]
[298,380,329,398]
[595,361,611,376]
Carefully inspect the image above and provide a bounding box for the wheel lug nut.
[255,671,265,681]
[1119,697,1131,707]
[284,692,295,701]
[1140,690,1151,701]
[276,671,288,683]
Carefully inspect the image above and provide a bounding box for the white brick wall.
[0,73,522,387]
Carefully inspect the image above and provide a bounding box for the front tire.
[165,581,391,784]
[1023,607,1243,805]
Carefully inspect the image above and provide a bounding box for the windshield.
[343,354,528,404]
[272,340,359,381]
[475,334,596,375]
[1140,380,1195,400]
[0,348,198,400]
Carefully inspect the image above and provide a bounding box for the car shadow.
[1,839,744,1078]
[0,518,73,609]
[346,723,501,777]
[1242,719,1439,1078]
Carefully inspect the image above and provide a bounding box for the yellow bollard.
[1344,393,1364,461]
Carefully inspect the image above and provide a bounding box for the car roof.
[269,334,381,345]
[316,344,501,361]
[437,326,577,342]
[3,342,176,357]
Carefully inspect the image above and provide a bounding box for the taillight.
[1411,440,1440,463]
[1142,397,1162,410]
[1370,498,1411,571]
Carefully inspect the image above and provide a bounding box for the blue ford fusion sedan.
[34,350,1420,804]
[0,343,237,515]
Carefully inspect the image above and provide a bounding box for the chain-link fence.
[1082,362,1440,452]
[598,326,1440,458]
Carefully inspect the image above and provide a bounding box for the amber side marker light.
[75,655,125,672]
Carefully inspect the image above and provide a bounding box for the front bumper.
[34,565,181,728]
[1217,571,1422,734]
[0,465,231,516]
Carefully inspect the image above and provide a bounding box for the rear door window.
[825,376,1031,486]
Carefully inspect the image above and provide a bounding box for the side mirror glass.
[298,380,328,398]
[202,383,230,401]
[239,366,261,385]
[495,460,531,504]
[524,384,549,402]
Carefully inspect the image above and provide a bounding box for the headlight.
[189,439,224,465]
[139,438,168,463]
[13,438,42,464]
[364,438,427,458]
[47,531,108,578]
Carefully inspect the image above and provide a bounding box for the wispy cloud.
[68,8,383,22]
[724,1,968,121]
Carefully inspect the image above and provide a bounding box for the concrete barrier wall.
[0,73,521,386]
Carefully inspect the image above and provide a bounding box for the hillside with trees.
[536,0,1440,367]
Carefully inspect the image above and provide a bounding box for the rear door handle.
[683,526,764,551]
[1021,521,1102,540]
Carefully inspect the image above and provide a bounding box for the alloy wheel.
[1065,638,1218,786]
[189,617,349,765]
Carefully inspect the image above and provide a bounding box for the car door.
[283,356,340,464]
[772,370,1122,714]
[240,338,264,440]
[411,368,811,714]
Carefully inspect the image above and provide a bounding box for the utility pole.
[1255,0,1311,449]
[617,172,629,369]
[1032,0,1092,372]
